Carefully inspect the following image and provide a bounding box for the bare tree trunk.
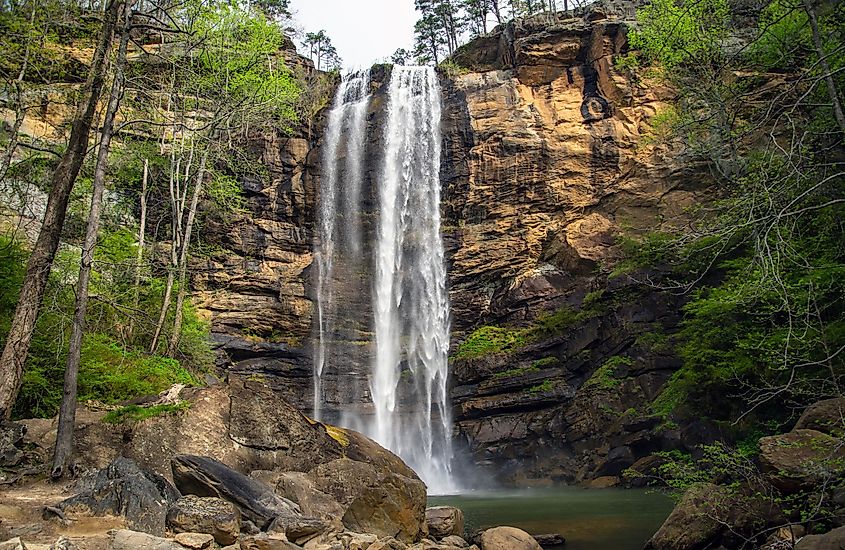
[802,0,845,135]
[0,3,37,183]
[150,149,180,354]
[0,0,119,419]
[128,158,148,340]
[51,0,132,478]
[166,148,209,357]
[491,0,502,23]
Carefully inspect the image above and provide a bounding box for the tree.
[303,30,341,71]
[391,47,410,65]
[51,0,134,478]
[0,0,120,419]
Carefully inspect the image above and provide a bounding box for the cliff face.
[436,5,717,484]
[198,2,715,484]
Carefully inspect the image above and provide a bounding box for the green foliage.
[635,329,671,354]
[206,173,246,214]
[453,325,526,359]
[453,305,601,360]
[528,379,554,393]
[584,356,633,390]
[532,356,559,368]
[492,365,540,379]
[0,231,210,419]
[103,401,191,424]
[628,0,730,69]
[438,59,469,78]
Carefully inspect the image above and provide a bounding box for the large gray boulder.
[759,429,845,493]
[310,457,427,542]
[426,506,465,539]
[166,495,241,545]
[795,525,845,549]
[171,455,299,530]
[59,457,179,536]
[795,398,845,435]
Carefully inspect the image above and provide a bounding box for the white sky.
[287,0,418,69]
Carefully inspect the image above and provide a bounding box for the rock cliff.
[195,1,714,484]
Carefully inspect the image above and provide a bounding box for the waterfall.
[314,70,371,422]
[314,66,457,494]
[371,66,455,493]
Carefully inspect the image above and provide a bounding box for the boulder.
[643,483,726,550]
[310,458,427,542]
[171,455,299,529]
[271,471,345,524]
[645,482,783,549]
[59,457,179,536]
[238,533,301,550]
[532,533,566,547]
[110,530,180,550]
[267,514,330,542]
[439,536,469,548]
[759,430,845,493]
[0,539,25,550]
[478,527,541,550]
[173,533,215,550]
[0,422,26,467]
[795,398,845,435]
[368,539,407,550]
[166,495,241,545]
[795,525,845,549]
[426,507,464,539]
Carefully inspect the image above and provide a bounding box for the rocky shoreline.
[0,382,556,550]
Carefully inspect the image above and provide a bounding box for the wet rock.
[171,455,299,530]
[310,458,427,542]
[59,457,179,536]
[532,533,565,547]
[478,527,541,550]
[795,398,845,435]
[166,495,241,545]
[795,526,845,549]
[759,430,845,493]
[426,506,465,539]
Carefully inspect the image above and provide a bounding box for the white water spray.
[314,66,457,494]
[371,66,455,493]
[314,70,371,422]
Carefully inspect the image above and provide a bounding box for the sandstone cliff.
[193,1,715,484]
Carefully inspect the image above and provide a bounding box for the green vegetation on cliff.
[618,0,845,430]
[453,304,601,360]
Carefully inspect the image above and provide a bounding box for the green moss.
[492,365,540,380]
[532,356,559,368]
[103,401,191,424]
[454,305,601,360]
[584,356,633,390]
[528,380,554,393]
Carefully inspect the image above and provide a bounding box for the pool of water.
[429,487,673,550]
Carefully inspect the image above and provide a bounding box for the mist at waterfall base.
[314,66,461,495]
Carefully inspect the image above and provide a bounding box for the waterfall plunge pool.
[429,487,673,550]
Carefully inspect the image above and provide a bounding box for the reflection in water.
[429,487,673,550]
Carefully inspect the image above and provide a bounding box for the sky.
[287,0,418,69]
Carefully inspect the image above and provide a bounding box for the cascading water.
[314,66,457,494]
[371,66,455,493]
[314,70,372,422]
